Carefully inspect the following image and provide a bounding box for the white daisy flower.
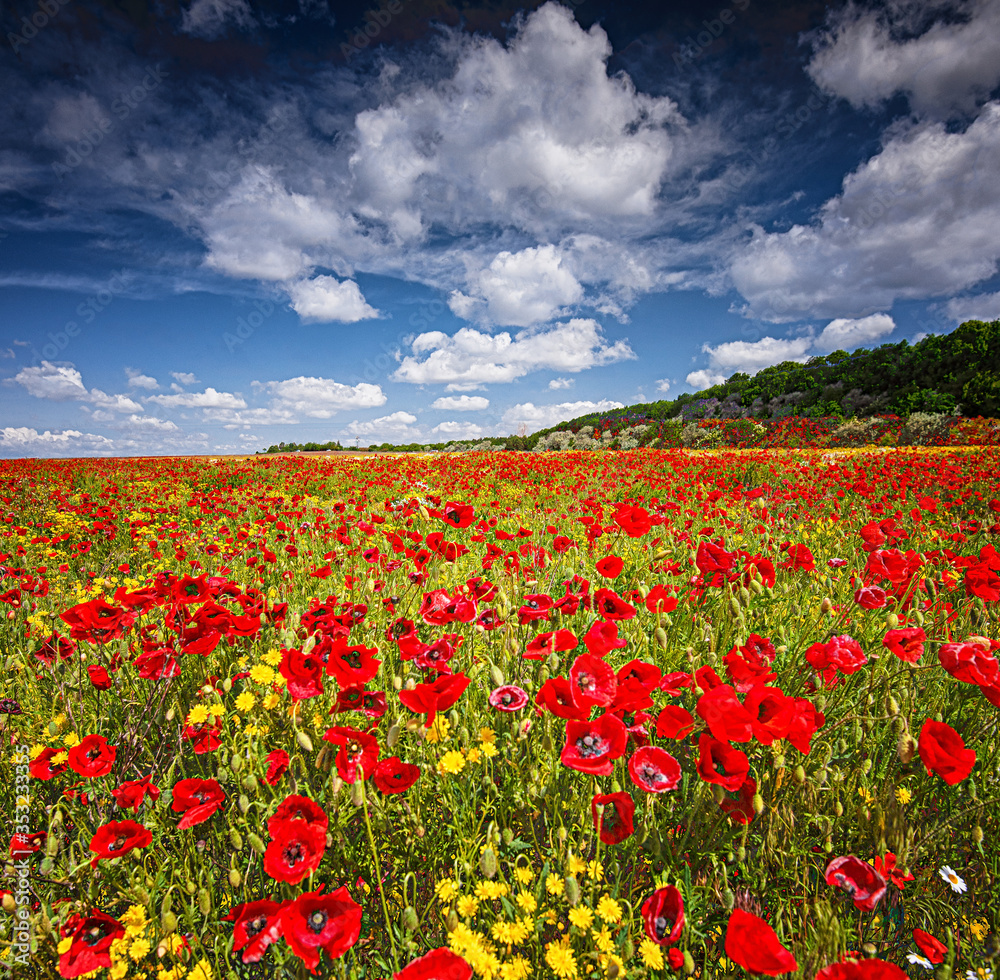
[908,953,934,969]
[939,865,968,893]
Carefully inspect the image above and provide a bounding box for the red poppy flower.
[696,734,749,791]
[398,672,471,726]
[394,947,472,980]
[488,685,529,711]
[569,653,617,708]
[641,885,684,945]
[628,745,681,793]
[373,756,421,794]
[59,910,125,978]
[280,886,362,973]
[279,647,325,701]
[696,684,755,743]
[535,677,590,720]
[523,628,578,659]
[655,705,695,740]
[614,504,652,537]
[29,746,68,780]
[111,775,160,813]
[583,619,628,657]
[815,959,908,980]
[89,819,152,868]
[268,795,329,836]
[561,714,628,776]
[882,627,926,663]
[258,749,289,786]
[171,777,225,829]
[593,588,637,621]
[224,899,285,964]
[938,641,999,686]
[595,555,624,579]
[912,928,947,965]
[321,726,380,783]
[824,855,887,911]
[67,734,116,778]
[918,718,976,784]
[591,791,636,845]
[264,819,326,885]
[724,909,798,975]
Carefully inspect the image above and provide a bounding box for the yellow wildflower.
[235,692,255,713]
[185,705,209,726]
[457,895,480,918]
[568,906,594,930]
[596,895,622,924]
[545,940,578,979]
[546,873,565,896]
[438,750,466,775]
[640,937,665,969]
[436,879,460,902]
[515,892,537,914]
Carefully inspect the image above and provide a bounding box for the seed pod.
[564,875,580,906]
[242,774,258,794]
[248,833,266,855]
[296,730,313,753]
[489,664,505,687]
[654,627,668,650]
[386,723,400,749]
[228,868,242,889]
[480,846,497,880]
[198,888,211,915]
[161,910,177,935]
[229,827,243,851]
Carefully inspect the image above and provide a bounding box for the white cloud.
[146,387,247,410]
[432,421,484,439]
[171,372,199,385]
[701,335,813,373]
[807,0,1000,119]
[258,377,387,418]
[287,275,380,323]
[393,319,634,386]
[655,379,672,394]
[686,370,728,390]
[344,411,421,440]
[180,0,255,38]
[12,362,88,401]
[501,399,624,431]
[431,395,489,411]
[944,290,1000,322]
[730,102,1000,320]
[814,313,896,351]
[126,368,158,390]
[459,245,584,327]
[549,377,574,390]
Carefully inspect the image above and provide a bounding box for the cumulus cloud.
[807,0,1000,119]
[944,290,1000,322]
[686,370,728,390]
[126,368,158,390]
[730,102,1000,320]
[814,313,896,351]
[431,395,489,411]
[432,421,484,439]
[393,319,634,386]
[257,377,386,418]
[146,387,247,410]
[501,399,624,431]
[287,275,381,323]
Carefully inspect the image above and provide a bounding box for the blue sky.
[2,0,999,455]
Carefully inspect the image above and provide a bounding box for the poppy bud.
[198,888,211,915]
[229,827,243,850]
[161,910,177,935]
[752,793,764,815]
[898,733,916,763]
[564,875,580,906]
[387,723,400,748]
[248,833,266,855]
[228,868,241,889]
[296,730,313,753]
[480,846,497,879]
[683,951,695,974]
[654,627,668,650]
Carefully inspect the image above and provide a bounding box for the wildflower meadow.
[1,447,998,980]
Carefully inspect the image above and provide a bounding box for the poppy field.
[1,447,999,980]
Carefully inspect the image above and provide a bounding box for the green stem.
[359,771,399,974]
